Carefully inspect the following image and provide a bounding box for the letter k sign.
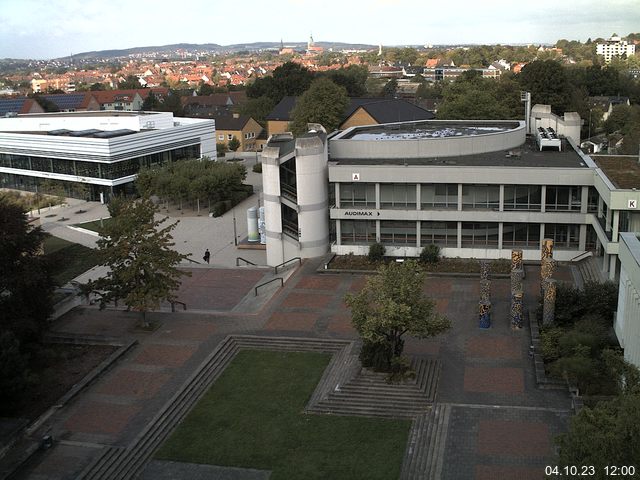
[629,199,638,209]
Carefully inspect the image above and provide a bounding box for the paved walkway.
[10,259,574,480]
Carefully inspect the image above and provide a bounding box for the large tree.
[0,195,54,345]
[556,394,640,476]
[344,260,451,371]
[518,60,572,114]
[289,78,348,135]
[84,197,190,327]
[246,61,313,104]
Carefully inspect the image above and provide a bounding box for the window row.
[340,220,581,248]
[0,146,200,180]
[335,183,597,212]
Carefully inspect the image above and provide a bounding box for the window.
[545,224,580,248]
[339,183,375,208]
[462,185,500,210]
[218,135,224,140]
[227,134,233,140]
[503,185,542,211]
[545,186,581,211]
[461,222,499,247]
[502,223,540,247]
[279,158,297,201]
[420,221,457,246]
[340,220,376,245]
[380,221,417,245]
[380,184,417,209]
[587,186,599,213]
[421,184,457,209]
[281,204,298,239]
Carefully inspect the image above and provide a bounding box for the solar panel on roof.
[0,98,26,116]
[42,93,86,109]
[93,129,136,139]
[69,129,102,137]
[48,129,71,136]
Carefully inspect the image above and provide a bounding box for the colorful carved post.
[511,249,523,272]
[479,301,491,329]
[540,238,554,297]
[511,293,523,329]
[479,260,491,328]
[542,279,557,325]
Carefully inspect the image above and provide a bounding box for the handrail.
[570,251,593,262]
[170,300,187,312]
[236,257,257,266]
[274,257,301,274]
[185,256,202,265]
[254,277,283,296]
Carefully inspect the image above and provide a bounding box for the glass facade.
[545,223,580,248]
[462,185,500,210]
[545,186,581,211]
[461,222,499,247]
[380,220,416,245]
[340,220,376,245]
[279,157,297,201]
[421,184,457,209]
[340,183,376,208]
[503,185,542,211]
[420,221,457,246]
[0,145,200,182]
[380,184,417,209]
[502,223,540,247]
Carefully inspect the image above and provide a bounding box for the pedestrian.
[203,249,210,264]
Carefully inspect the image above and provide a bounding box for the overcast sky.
[1,0,639,59]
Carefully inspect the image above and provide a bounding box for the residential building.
[0,98,45,117]
[39,93,100,112]
[182,92,247,118]
[0,111,215,202]
[597,35,636,63]
[265,97,434,137]
[214,114,264,152]
[588,96,631,122]
[91,90,145,111]
[261,107,640,285]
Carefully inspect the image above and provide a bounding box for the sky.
[0,0,639,59]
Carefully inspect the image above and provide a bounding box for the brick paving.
[13,258,576,480]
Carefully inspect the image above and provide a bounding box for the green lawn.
[43,236,101,285]
[73,217,113,234]
[156,350,411,480]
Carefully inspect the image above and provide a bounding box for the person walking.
[203,249,210,264]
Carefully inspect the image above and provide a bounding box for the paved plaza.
[10,257,574,480]
[5,167,577,479]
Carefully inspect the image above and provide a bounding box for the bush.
[419,244,441,264]
[211,200,233,217]
[368,242,385,262]
[387,355,416,383]
[0,331,31,412]
[540,327,564,363]
[252,162,262,173]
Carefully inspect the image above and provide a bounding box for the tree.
[0,195,54,345]
[197,81,215,96]
[84,197,190,327]
[216,142,228,157]
[119,74,142,89]
[142,91,162,111]
[383,78,398,98]
[289,78,349,135]
[246,61,313,104]
[518,60,572,114]
[239,96,275,127]
[344,260,451,371]
[228,136,241,152]
[556,394,640,475]
[89,82,107,91]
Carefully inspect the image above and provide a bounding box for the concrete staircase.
[576,256,605,286]
[77,335,350,480]
[400,403,452,480]
[307,357,441,419]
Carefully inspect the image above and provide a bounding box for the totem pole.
[510,249,524,329]
[479,260,491,328]
[542,279,557,325]
[540,239,557,326]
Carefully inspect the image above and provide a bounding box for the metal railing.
[274,257,301,274]
[254,277,283,296]
[569,251,593,262]
[236,257,257,266]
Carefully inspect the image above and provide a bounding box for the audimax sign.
[344,211,380,216]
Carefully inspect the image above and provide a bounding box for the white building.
[0,111,215,202]
[261,108,640,282]
[615,233,640,369]
[596,35,636,64]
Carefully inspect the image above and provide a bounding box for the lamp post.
[588,109,592,141]
[232,208,238,246]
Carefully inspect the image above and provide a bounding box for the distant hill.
[64,41,379,60]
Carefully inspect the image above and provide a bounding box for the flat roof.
[13,110,157,118]
[330,136,589,169]
[344,121,520,141]
[592,155,640,189]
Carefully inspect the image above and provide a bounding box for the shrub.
[252,162,262,173]
[0,332,31,412]
[540,327,564,363]
[368,242,385,262]
[419,244,441,264]
[387,355,416,383]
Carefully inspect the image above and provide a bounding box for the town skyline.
[1,0,639,60]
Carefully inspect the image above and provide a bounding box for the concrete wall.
[530,105,581,145]
[615,232,640,369]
